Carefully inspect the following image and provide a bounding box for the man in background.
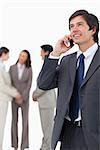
[32,44,56,150]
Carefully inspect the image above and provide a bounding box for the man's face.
[40,49,49,60]
[69,16,95,46]
[2,52,9,61]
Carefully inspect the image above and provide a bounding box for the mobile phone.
[69,39,74,47]
[64,39,74,47]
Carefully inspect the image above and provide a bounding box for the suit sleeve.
[37,57,59,90]
[0,71,19,98]
[32,86,46,99]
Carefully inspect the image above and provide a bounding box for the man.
[32,45,56,150]
[0,47,22,150]
[37,10,100,150]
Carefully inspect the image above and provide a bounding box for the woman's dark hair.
[16,50,31,68]
[69,10,99,44]
[0,47,9,57]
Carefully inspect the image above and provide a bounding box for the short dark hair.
[69,10,99,43]
[0,47,9,57]
[41,44,53,57]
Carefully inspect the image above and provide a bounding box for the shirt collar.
[0,60,5,71]
[17,63,25,68]
[77,43,98,58]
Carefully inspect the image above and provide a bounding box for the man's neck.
[0,57,4,62]
[79,41,95,52]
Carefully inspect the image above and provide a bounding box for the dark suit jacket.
[37,47,100,150]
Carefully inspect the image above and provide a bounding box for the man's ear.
[91,26,96,35]
[45,51,49,56]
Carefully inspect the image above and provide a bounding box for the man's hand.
[51,35,74,56]
[32,96,37,102]
[15,94,23,105]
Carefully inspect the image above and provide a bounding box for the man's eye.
[70,25,74,29]
[78,23,83,26]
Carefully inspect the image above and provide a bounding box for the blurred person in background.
[0,47,22,150]
[9,50,32,150]
[32,45,56,150]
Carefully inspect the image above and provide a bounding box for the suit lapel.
[15,64,26,81]
[21,67,26,80]
[69,53,77,84]
[81,48,100,87]
[69,53,77,85]
[14,65,19,80]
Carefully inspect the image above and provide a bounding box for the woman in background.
[0,47,22,150]
[9,50,32,150]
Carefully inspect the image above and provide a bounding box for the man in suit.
[37,10,100,150]
[0,47,22,150]
[9,50,32,150]
[32,45,56,150]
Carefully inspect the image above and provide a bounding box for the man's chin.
[74,41,81,45]
[73,41,79,45]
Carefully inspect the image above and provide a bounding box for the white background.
[0,0,99,149]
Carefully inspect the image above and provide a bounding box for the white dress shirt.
[0,59,5,71]
[77,43,98,78]
[17,63,25,80]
